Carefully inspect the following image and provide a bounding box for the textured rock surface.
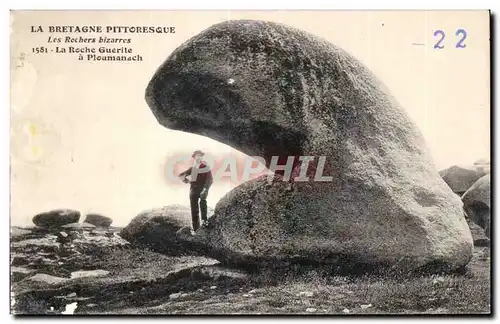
[70,270,110,279]
[462,175,491,238]
[24,273,69,285]
[32,209,80,228]
[62,222,96,229]
[146,20,473,272]
[11,238,61,253]
[119,205,202,255]
[439,164,489,194]
[84,214,113,228]
[466,219,490,247]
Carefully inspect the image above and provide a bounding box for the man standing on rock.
[178,150,213,233]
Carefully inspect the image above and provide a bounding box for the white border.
[2,0,499,10]
[2,1,498,324]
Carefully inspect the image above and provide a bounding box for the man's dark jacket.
[178,162,213,191]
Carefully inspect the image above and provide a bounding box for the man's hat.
[191,150,205,158]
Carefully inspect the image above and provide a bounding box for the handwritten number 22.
[433,29,467,49]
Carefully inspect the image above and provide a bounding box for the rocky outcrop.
[24,273,69,285]
[462,174,491,238]
[10,226,219,315]
[146,20,473,273]
[10,226,128,260]
[32,209,80,228]
[62,222,96,230]
[70,270,110,279]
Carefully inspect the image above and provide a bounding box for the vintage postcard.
[10,10,490,315]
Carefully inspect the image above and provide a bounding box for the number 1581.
[32,47,48,54]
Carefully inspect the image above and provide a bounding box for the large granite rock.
[119,205,199,255]
[145,20,473,273]
[84,214,113,228]
[439,164,489,195]
[462,174,490,238]
[32,209,80,228]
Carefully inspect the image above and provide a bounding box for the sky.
[10,10,490,226]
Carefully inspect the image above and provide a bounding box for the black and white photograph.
[9,10,491,315]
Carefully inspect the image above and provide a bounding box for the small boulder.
[84,214,113,228]
[462,174,491,238]
[439,164,489,195]
[32,209,80,228]
[119,206,197,255]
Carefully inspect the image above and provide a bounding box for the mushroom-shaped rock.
[145,20,473,273]
[473,158,490,166]
[32,209,80,228]
[84,214,113,228]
